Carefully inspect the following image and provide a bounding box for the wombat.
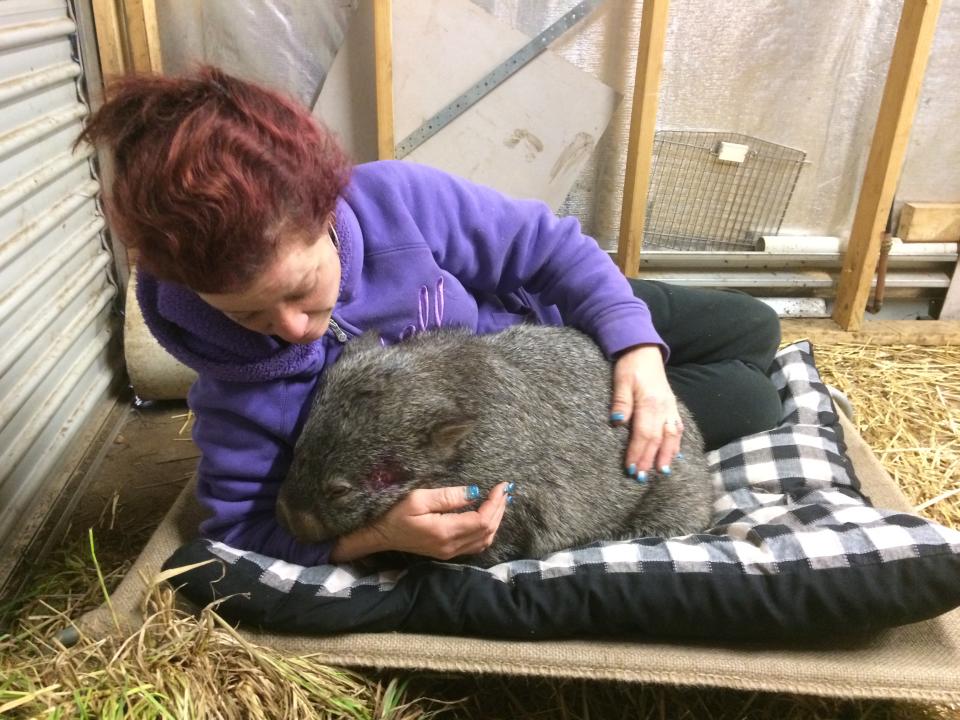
[276,325,714,567]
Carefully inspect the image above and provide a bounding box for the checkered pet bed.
[163,341,960,640]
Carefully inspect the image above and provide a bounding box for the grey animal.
[276,325,714,567]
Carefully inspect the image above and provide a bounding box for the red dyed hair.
[78,66,351,292]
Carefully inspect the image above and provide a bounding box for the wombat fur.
[277,325,714,567]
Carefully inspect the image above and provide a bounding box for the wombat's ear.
[428,418,475,460]
[341,330,382,359]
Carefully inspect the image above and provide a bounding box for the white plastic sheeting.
[477,1,959,248]
[154,1,959,249]
[156,0,355,108]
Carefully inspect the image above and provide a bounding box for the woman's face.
[199,221,342,344]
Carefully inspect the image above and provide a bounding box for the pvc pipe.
[758,235,957,256]
[889,238,959,255]
[757,236,843,253]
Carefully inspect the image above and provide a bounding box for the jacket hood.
[136,196,363,382]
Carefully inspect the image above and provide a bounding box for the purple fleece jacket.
[138,161,666,566]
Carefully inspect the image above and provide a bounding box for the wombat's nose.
[276,494,327,543]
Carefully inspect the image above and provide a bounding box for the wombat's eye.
[327,479,352,500]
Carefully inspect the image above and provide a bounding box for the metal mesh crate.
[644,131,806,251]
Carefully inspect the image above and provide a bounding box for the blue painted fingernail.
[626,463,637,477]
[465,485,480,500]
[505,482,515,494]
[660,465,672,475]
[507,495,514,504]
[636,470,647,483]
[610,412,625,423]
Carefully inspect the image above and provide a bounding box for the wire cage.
[643,131,807,251]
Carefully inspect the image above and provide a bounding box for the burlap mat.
[76,414,960,701]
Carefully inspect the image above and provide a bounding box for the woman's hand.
[329,482,511,562]
[610,344,683,481]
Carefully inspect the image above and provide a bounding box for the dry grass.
[3,561,953,720]
[0,531,446,719]
[2,342,959,718]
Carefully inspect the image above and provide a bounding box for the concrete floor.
[67,399,198,560]
[8,398,200,596]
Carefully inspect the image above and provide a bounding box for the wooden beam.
[122,0,163,73]
[832,0,941,331]
[373,0,395,160]
[898,202,960,242]
[941,265,960,320]
[616,0,669,277]
[90,0,126,78]
[781,319,960,347]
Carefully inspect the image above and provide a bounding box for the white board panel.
[315,0,618,210]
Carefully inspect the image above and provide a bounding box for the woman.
[79,67,781,566]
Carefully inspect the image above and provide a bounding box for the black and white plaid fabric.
[164,341,960,640]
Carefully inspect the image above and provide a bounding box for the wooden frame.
[90,0,162,77]
[616,0,947,332]
[832,0,942,330]
[122,0,163,74]
[616,0,669,277]
[87,1,949,333]
[373,0,396,160]
[89,0,125,78]
[87,0,162,275]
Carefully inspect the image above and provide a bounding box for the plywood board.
[898,202,960,242]
[314,0,619,210]
[781,318,960,346]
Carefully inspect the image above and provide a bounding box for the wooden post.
[373,0,395,160]
[832,0,941,330]
[616,0,670,277]
[90,0,162,76]
[90,0,126,78]
[122,0,163,73]
[941,268,960,320]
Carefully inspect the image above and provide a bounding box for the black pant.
[629,279,782,451]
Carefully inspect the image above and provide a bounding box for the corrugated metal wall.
[0,0,122,553]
